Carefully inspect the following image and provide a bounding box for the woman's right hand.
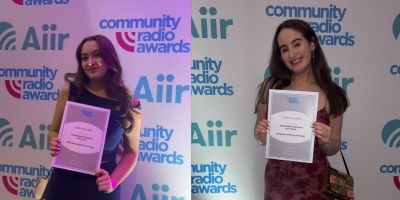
[49,138,61,157]
[254,119,269,145]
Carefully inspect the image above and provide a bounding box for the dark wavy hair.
[256,19,349,117]
[65,35,134,132]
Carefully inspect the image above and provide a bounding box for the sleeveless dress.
[264,108,333,200]
[45,84,139,200]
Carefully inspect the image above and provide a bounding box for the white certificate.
[52,101,110,175]
[266,89,319,163]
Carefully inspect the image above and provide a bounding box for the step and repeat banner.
[0,1,191,200]
[1,0,400,200]
[191,0,399,200]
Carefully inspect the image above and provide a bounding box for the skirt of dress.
[264,158,333,200]
[44,161,120,200]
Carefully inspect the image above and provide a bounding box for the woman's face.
[277,28,315,74]
[81,40,108,81]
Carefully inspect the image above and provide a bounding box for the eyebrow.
[81,49,100,56]
[279,38,303,50]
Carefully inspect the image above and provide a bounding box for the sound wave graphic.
[394,176,400,190]
[393,13,400,40]
[382,119,400,148]
[116,32,136,52]
[2,176,19,196]
[12,0,24,5]
[0,22,16,50]
[0,118,13,147]
[5,80,22,99]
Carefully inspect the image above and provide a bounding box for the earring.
[312,51,315,59]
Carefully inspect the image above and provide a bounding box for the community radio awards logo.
[99,15,190,53]
[191,57,234,96]
[0,164,51,198]
[11,0,69,6]
[265,4,355,46]
[380,119,400,191]
[191,161,237,194]
[0,66,60,101]
[138,125,184,165]
[393,13,400,40]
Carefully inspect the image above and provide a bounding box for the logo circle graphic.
[2,176,19,195]
[393,13,400,40]
[264,67,271,80]
[116,32,136,52]
[381,119,400,148]
[0,118,14,147]
[11,0,23,5]
[394,176,400,191]
[0,21,16,50]
[12,0,23,5]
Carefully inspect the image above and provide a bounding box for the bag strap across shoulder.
[339,149,351,175]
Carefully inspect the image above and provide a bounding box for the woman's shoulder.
[55,83,71,103]
[261,77,281,89]
[60,82,71,95]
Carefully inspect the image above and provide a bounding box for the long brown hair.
[65,35,135,132]
[256,19,349,117]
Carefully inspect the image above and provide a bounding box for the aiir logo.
[133,74,190,104]
[393,13,400,40]
[192,6,233,39]
[0,117,51,150]
[0,21,70,51]
[192,120,238,147]
[382,119,400,148]
[131,183,185,200]
[0,22,16,50]
[11,0,69,6]
[2,176,19,196]
[0,118,14,147]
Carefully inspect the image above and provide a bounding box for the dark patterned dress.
[264,108,333,200]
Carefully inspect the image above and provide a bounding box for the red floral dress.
[264,108,333,200]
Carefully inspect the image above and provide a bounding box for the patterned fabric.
[264,108,333,200]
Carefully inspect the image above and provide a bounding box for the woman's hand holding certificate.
[266,89,319,163]
[52,101,110,175]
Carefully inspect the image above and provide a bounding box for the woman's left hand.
[312,122,332,147]
[95,169,116,193]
